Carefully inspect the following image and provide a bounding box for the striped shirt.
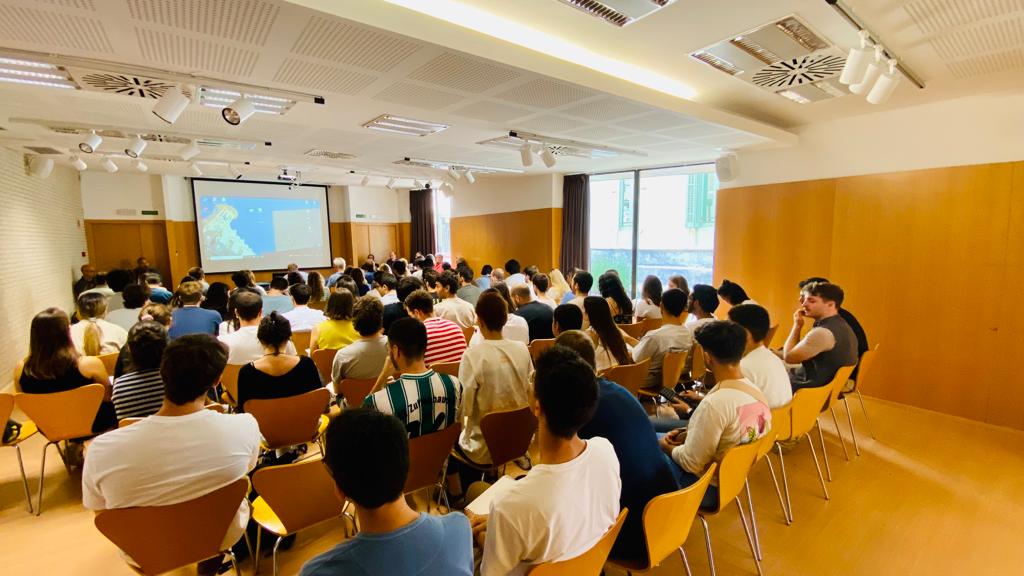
[111,370,165,420]
[423,316,467,366]
[362,370,462,438]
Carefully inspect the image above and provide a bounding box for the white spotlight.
[28,156,54,178]
[152,85,190,124]
[361,175,370,186]
[464,170,476,184]
[125,135,147,158]
[70,156,87,171]
[102,158,118,173]
[179,142,201,161]
[447,167,461,181]
[189,162,203,177]
[867,59,901,105]
[414,179,425,189]
[519,143,534,167]
[839,31,872,85]
[540,147,557,168]
[850,47,884,95]
[133,159,148,172]
[386,177,396,189]
[79,131,102,154]
[222,97,256,125]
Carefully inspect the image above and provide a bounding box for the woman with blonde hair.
[70,292,128,356]
[547,268,572,304]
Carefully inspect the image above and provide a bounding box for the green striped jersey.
[362,370,462,438]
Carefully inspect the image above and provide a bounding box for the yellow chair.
[0,393,38,513]
[601,358,652,397]
[430,361,460,378]
[251,459,348,575]
[819,365,857,480]
[845,345,880,452]
[697,441,764,576]
[15,384,104,515]
[336,377,377,408]
[291,331,311,357]
[789,383,838,510]
[638,350,687,400]
[97,352,119,377]
[689,343,707,381]
[405,423,462,511]
[528,338,556,363]
[461,325,476,344]
[639,316,663,336]
[528,508,629,576]
[453,407,538,476]
[95,478,249,576]
[219,364,243,407]
[308,299,327,311]
[245,388,331,451]
[618,321,646,339]
[765,404,794,526]
[606,465,716,575]
[747,415,791,561]
[311,348,340,386]
[118,417,143,428]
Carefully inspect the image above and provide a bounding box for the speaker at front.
[715,154,739,183]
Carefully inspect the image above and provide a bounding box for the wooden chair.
[291,331,311,357]
[639,316,663,335]
[405,423,462,511]
[697,441,765,576]
[311,348,340,386]
[764,404,794,526]
[454,407,538,475]
[15,384,104,515]
[97,352,119,377]
[689,343,707,381]
[845,345,880,451]
[528,508,628,576]
[606,465,716,575]
[820,365,857,479]
[601,358,652,397]
[336,378,377,408]
[118,417,143,428]
[219,364,243,407]
[618,321,645,339]
[251,459,347,575]
[245,388,331,451]
[1,393,38,513]
[308,299,327,311]
[789,383,839,509]
[430,361,460,378]
[528,338,555,363]
[745,412,792,561]
[95,478,248,576]
[764,324,780,348]
[462,325,476,344]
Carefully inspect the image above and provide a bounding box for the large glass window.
[588,172,635,292]
[433,189,452,259]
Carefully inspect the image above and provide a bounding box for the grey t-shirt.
[331,335,389,383]
[456,284,482,306]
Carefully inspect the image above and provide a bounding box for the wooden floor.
[2,396,1023,575]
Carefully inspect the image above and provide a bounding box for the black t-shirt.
[514,301,554,342]
[383,302,408,334]
[839,307,869,380]
[236,355,323,412]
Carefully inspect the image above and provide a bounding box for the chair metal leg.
[830,407,850,461]
[763,454,789,525]
[272,535,283,576]
[698,515,716,576]
[224,549,241,576]
[843,397,861,456]
[854,389,875,439]
[678,546,692,576]
[35,441,54,516]
[735,498,764,576]
[816,422,833,482]
[15,444,33,514]
[254,527,262,574]
[806,433,830,501]
[744,481,762,561]
[775,443,793,524]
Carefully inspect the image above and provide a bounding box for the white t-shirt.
[482,437,621,576]
[457,339,532,464]
[741,345,793,409]
[633,323,693,388]
[633,298,662,320]
[282,306,327,332]
[70,318,128,355]
[505,273,527,288]
[535,294,557,309]
[468,314,529,347]
[381,292,399,305]
[218,325,296,364]
[82,410,261,549]
[435,297,477,329]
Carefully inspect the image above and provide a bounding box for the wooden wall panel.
[165,221,198,285]
[85,220,170,282]
[451,208,560,273]
[368,224,398,262]
[397,223,411,259]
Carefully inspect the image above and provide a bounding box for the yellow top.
[316,319,359,349]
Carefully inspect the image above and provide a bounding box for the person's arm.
[620,329,640,348]
[457,355,477,425]
[79,356,112,401]
[632,333,653,361]
[670,401,727,475]
[309,325,320,353]
[783,325,835,364]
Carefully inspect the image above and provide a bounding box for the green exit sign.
[141,210,159,215]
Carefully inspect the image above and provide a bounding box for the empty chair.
[311,348,339,386]
[789,383,839,510]
[819,365,857,480]
[336,377,377,408]
[290,331,311,357]
[601,358,652,397]
[766,404,794,525]
[846,345,880,449]
[94,477,248,576]
[696,441,764,576]
[245,388,331,451]
[0,393,38,513]
[528,508,628,576]
[219,364,243,407]
[528,338,555,363]
[689,343,707,381]
[405,423,462,511]
[461,325,475,344]
[430,361,460,378]
[638,350,686,401]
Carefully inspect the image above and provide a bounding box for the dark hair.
[404,289,434,315]
[127,321,167,371]
[457,266,474,283]
[161,334,227,405]
[391,260,407,276]
[668,275,689,294]
[307,271,325,302]
[475,291,508,332]
[202,282,229,317]
[805,282,845,307]
[534,346,599,439]
[387,317,427,360]
[187,266,205,281]
[655,289,684,318]
[798,277,830,289]
[107,269,133,292]
[375,273,398,291]
[348,267,366,287]
[532,273,549,293]
[728,303,771,343]
[421,268,440,290]
[24,308,78,380]
[694,321,747,365]
[505,259,521,274]
[353,296,384,336]
[691,284,719,314]
[285,271,303,287]
[325,289,355,320]
[144,273,163,286]
[642,275,663,306]
[323,409,409,509]
[717,279,750,306]
[231,271,253,289]
[583,296,631,365]
[257,311,293,351]
[524,265,539,278]
[598,272,633,317]
[288,283,310,305]
[396,276,424,302]
[490,283,516,312]
[573,271,594,293]
[437,270,460,295]
[553,304,584,332]
[269,277,289,292]
[553,330,596,370]
[233,290,263,321]
[361,262,374,273]
[481,264,493,276]
[122,283,149,308]
[441,262,452,271]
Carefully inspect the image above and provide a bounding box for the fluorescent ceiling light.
[0,56,77,89]
[363,114,449,137]
[198,86,297,116]
[777,90,811,104]
[382,0,697,100]
[397,157,524,174]
[0,57,57,69]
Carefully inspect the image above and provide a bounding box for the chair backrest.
[712,440,763,513]
[853,345,879,391]
[690,343,706,379]
[245,388,331,449]
[94,478,249,576]
[528,508,628,576]
[97,352,119,377]
[311,348,340,385]
[15,384,104,442]
[291,331,312,357]
[766,403,792,449]
[825,365,857,410]
[118,417,142,428]
[618,321,645,339]
[430,361,460,378]
[528,338,555,363]
[764,324,780,348]
[639,464,717,570]
[308,299,326,311]
[601,358,652,396]
[790,384,836,438]
[661,350,687,389]
[480,406,538,468]
[461,325,475,344]
[404,423,462,494]
[251,458,345,535]
[639,316,663,336]
[220,363,243,406]
[337,378,377,408]
[0,393,14,427]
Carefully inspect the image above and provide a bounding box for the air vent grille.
[305,149,357,160]
[750,53,845,89]
[555,0,677,27]
[557,0,630,26]
[775,16,829,52]
[24,146,64,155]
[692,51,741,75]
[729,37,781,64]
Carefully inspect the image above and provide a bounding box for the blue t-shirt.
[262,295,294,316]
[300,513,473,576]
[168,306,222,339]
[560,292,575,305]
[578,378,682,561]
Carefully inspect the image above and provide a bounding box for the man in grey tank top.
[782,282,858,390]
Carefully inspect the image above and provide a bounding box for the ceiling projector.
[277,168,298,182]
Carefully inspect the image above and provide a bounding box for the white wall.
[343,185,410,222]
[726,92,1024,188]
[161,176,194,221]
[80,172,164,219]
[450,174,563,217]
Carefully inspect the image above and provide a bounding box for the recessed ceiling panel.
[407,52,522,93]
[559,97,652,121]
[373,82,466,110]
[451,101,534,123]
[126,0,279,46]
[290,16,423,72]
[133,28,259,76]
[273,58,378,95]
[0,4,112,52]
[496,78,598,108]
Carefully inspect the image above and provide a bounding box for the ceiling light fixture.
[827,0,924,90]
[396,158,524,174]
[125,135,147,158]
[179,142,201,161]
[190,162,203,177]
[222,97,256,126]
[464,170,476,184]
[70,156,87,171]
[0,56,78,89]
[866,59,901,105]
[839,30,871,85]
[483,131,646,161]
[102,158,118,173]
[152,85,191,124]
[362,114,449,137]
[133,159,148,172]
[386,178,397,190]
[540,147,557,168]
[447,167,461,181]
[520,144,534,167]
[27,156,54,178]
[361,175,371,186]
[414,179,425,189]
[79,131,101,153]
[848,46,883,96]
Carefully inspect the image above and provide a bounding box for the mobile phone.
[659,387,678,402]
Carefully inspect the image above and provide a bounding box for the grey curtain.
[409,188,437,256]
[560,174,589,272]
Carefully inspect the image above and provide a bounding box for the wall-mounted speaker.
[715,154,739,183]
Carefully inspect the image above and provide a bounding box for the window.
[686,172,717,229]
[588,172,635,292]
[618,180,634,229]
[433,189,451,260]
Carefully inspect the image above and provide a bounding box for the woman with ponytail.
[236,311,324,412]
[70,292,128,356]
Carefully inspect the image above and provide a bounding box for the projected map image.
[199,196,324,260]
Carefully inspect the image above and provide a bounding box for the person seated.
[363,317,462,438]
[187,266,209,294]
[325,257,347,288]
[301,409,473,576]
[455,265,482,306]
[633,275,664,320]
[144,273,173,304]
[470,345,621,575]
[236,312,323,411]
[219,291,296,364]
[113,303,173,379]
[717,279,755,306]
[74,263,98,297]
[201,282,231,321]
[287,262,309,282]
[132,256,153,283]
[556,330,681,562]
[511,285,554,341]
[307,271,328,304]
[798,277,869,383]
[551,303,584,336]
[668,275,689,294]
[476,264,492,290]
[348,267,371,297]
[81,272,113,299]
[310,290,359,353]
[599,271,634,324]
[71,291,128,355]
[421,268,441,303]
[633,288,693,389]
[504,259,526,288]
[404,289,467,366]
[583,296,635,372]
[383,276,424,334]
[106,283,149,332]
[434,270,477,329]
[104,269,134,312]
[728,304,792,408]
[374,272,399,305]
[783,282,859,391]
[282,283,327,332]
[568,270,593,312]
[546,269,571,305]
[468,286,529,346]
[659,321,771,508]
[82,334,261,576]
[111,321,167,420]
[263,277,295,316]
[685,283,719,329]
[489,267,505,287]
[169,281,221,339]
[332,296,389,387]
[531,273,556,309]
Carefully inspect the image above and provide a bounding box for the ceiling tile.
[450,101,533,123]
[408,52,522,93]
[134,27,259,76]
[496,78,598,108]
[657,122,734,140]
[560,97,652,121]
[615,111,698,132]
[514,114,588,134]
[0,4,111,52]
[609,133,674,147]
[290,15,423,72]
[563,125,635,141]
[372,82,467,110]
[126,0,279,46]
[273,58,378,95]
